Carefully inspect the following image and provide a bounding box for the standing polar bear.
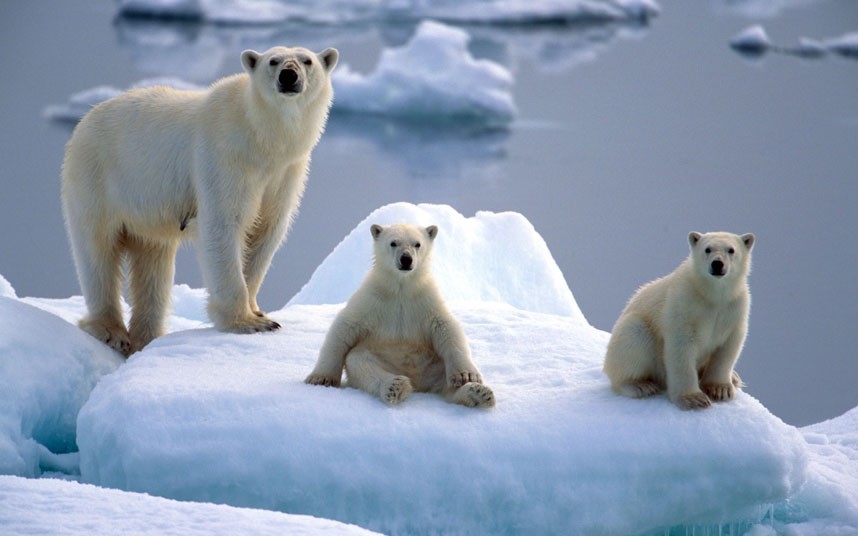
[61,46,338,355]
[603,231,755,410]
[306,224,495,408]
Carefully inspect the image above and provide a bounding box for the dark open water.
[1,0,856,426]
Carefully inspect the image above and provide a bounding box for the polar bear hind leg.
[69,221,131,356]
[126,234,178,353]
[346,349,413,405]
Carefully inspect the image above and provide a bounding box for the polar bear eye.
[414,242,421,249]
[728,247,735,255]
[704,247,711,254]
[269,58,280,66]
[303,58,313,66]
[390,241,398,248]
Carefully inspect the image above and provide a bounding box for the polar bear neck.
[232,74,333,159]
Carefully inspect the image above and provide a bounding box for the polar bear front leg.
[664,337,711,410]
[701,329,746,402]
[196,183,280,334]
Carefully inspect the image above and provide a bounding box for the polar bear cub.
[61,46,338,355]
[306,224,495,408]
[603,232,755,410]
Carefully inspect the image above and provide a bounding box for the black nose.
[711,260,725,276]
[278,69,301,93]
[399,253,413,270]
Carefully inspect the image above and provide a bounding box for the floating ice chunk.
[793,37,828,58]
[118,0,295,25]
[0,297,123,476]
[730,24,771,55]
[0,475,380,535]
[73,203,807,535]
[290,203,582,319]
[44,78,204,123]
[332,21,516,125]
[409,0,660,24]
[826,31,858,58]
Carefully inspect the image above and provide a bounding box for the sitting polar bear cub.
[61,46,338,356]
[603,231,755,410]
[306,223,495,408]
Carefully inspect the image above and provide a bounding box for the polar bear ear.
[371,224,384,240]
[688,232,703,248]
[426,226,438,240]
[318,48,339,73]
[241,50,261,73]
[741,233,755,251]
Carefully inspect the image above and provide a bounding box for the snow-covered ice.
[1,203,856,535]
[0,295,123,477]
[116,0,660,26]
[333,21,516,125]
[0,475,378,535]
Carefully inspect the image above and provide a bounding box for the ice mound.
[0,475,378,535]
[72,203,808,534]
[116,0,659,25]
[826,31,858,58]
[0,295,123,477]
[290,203,582,318]
[43,78,204,123]
[730,25,771,55]
[333,21,516,126]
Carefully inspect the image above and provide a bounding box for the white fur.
[603,232,755,410]
[61,46,338,355]
[306,224,495,408]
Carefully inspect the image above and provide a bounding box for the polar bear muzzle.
[278,67,302,94]
[398,252,413,271]
[710,259,726,277]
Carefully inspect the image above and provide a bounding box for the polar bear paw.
[80,319,132,357]
[674,390,712,410]
[616,380,663,398]
[305,374,341,387]
[448,370,483,388]
[453,383,495,409]
[702,382,735,402]
[222,314,281,334]
[384,376,413,405]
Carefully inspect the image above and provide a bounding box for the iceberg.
[332,21,516,125]
[1,203,855,534]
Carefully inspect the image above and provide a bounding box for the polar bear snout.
[710,259,726,277]
[278,66,303,94]
[398,252,414,271]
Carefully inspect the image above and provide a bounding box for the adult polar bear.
[62,46,338,355]
[604,232,755,410]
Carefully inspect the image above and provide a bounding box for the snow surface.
[333,21,516,125]
[116,0,660,25]
[1,203,856,535]
[45,22,516,126]
[0,475,378,536]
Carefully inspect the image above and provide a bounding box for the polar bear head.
[688,231,755,281]
[240,46,338,104]
[371,224,438,276]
